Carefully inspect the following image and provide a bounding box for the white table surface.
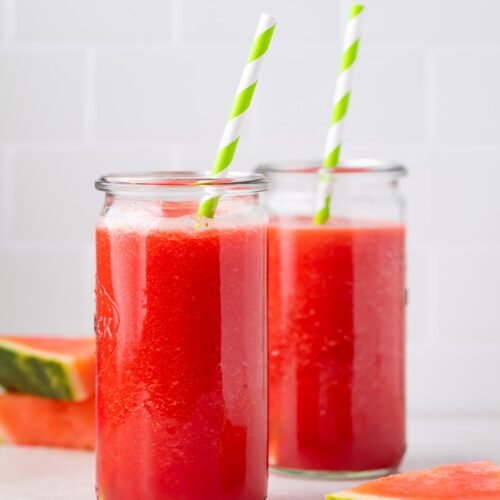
[1,416,499,499]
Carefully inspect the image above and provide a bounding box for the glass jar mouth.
[257,158,407,178]
[95,171,269,196]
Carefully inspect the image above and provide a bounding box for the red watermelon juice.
[268,217,405,474]
[95,212,268,499]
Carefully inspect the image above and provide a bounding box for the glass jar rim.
[95,170,269,195]
[256,158,407,177]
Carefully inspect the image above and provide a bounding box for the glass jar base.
[270,465,398,480]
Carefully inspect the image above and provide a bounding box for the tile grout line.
[0,148,6,244]
[81,241,95,336]
[171,0,183,46]
[4,42,495,51]
[431,243,500,253]
[82,47,97,144]
[420,247,434,347]
[0,0,5,44]
[424,48,437,147]
[0,140,179,149]
[426,247,440,344]
[3,0,16,45]
[1,146,15,247]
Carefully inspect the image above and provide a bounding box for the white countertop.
[1,416,499,499]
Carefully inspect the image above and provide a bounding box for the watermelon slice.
[0,336,95,401]
[0,392,95,449]
[327,462,500,499]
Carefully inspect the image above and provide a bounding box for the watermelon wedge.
[0,392,95,449]
[0,336,95,401]
[327,462,500,499]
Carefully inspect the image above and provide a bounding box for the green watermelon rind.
[0,339,85,402]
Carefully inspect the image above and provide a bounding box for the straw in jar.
[313,4,365,225]
[197,13,277,220]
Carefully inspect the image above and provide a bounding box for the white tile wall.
[437,249,500,344]
[0,152,6,241]
[0,247,88,334]
[0,1,4,42]
[341,0,500,46]
[349,49,428,142]
[0,51,84,141]
[181,0,341,46]
[428,150,500,246]
[408,344,500,414]
[16,0,173,43]
[434,50,500,145]
[0,0,499,415]
[95,48,245,142]
[407,247,431,346]
[256,47,339,143]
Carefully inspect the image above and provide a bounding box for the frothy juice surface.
[268,217,406,472]
[95,216,267,499]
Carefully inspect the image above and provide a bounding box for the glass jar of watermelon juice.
[94,172,269,500]
[257,160,407,478]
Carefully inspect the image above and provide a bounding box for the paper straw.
[313,4,364,225]
[197,13,277,219]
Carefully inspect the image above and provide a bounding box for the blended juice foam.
[95,215,267,499]
[268,217,406,473]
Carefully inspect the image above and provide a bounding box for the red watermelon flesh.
[327,462,500,499]
[0,392,95,450]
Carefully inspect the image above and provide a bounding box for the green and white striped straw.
[313,4,364,225]
[197,13,277,219]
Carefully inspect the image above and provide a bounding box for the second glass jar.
[257,160,407,478]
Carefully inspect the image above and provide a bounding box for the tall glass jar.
[94,172,269,500]
[257,160,407,478]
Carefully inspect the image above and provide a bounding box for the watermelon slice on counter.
[0,392,95,449]
[0,336,95,402]
[326,461,500,499]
